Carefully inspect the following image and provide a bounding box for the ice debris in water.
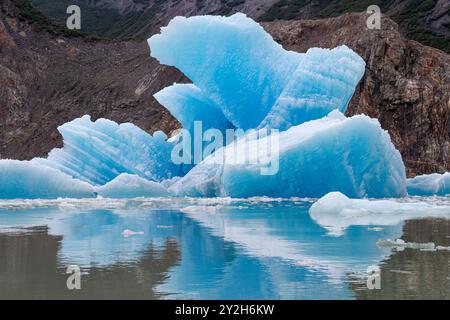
[407,172,450,196]
[0,14,411,199]
[309,192,450,236]
[32,115,180,186]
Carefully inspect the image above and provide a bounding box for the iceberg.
[0,14,408,200]
[407,172,450,196]
[32,115,180,186]
[309,192,450,236]
[0,160,95,199]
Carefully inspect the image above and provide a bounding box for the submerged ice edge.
[309,192,450,236]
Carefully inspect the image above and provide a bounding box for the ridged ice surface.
[259,46,366,130]
[170,111,407,199]
[0,160,95,199]
[407,172,450,196]
[32,115,180,186]
[149,13,365,131]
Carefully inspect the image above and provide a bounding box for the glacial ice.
[96,173,169,198]
[309,192,450,236]
[407,172,450,196]
[0,14,411,200]
[0,160,95,199]
[170,112,407,198]
[259,46,366,130]
[149,13,365,131]
[32,115,180,186]
[154,83,235,136]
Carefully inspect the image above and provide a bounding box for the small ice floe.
[377,239,435,251]
[122,229,144,237]
[389,269,414,275]
[368,227,384,232]
[309,192,450,236]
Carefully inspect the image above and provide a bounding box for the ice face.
[259,46,366,130]
[0,160,95,199]
[149,14,365,131]
[32,115,180,186]
[154,84,235,135]
[309,192,450,236]
[0,14,408,200]
[407,172,450,196]
[170,112,407,199]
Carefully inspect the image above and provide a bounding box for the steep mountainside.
[1,0,449,176]
[32,0,450,53]
[0,0,184,160]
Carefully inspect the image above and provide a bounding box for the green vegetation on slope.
[13,0,89,38]
[29,0,450,53]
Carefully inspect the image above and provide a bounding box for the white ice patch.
[309,192,450,236]
[407,172,450,196]
[122,229,145,237]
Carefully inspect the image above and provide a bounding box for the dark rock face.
[1,1,449,177]
[263,13,450,177]
[0,0,185,160]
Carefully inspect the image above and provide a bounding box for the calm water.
[0,197,449,299]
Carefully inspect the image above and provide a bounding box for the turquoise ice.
[32,115,180,186]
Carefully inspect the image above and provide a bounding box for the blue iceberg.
[32,115,180,186]
[0,160,95,199]
[407,172,450,196]
[169,111,407,198]
[0,13,409,199]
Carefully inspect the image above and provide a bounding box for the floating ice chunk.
[150,14,365,130]
[0,160,95,199]
[122,229,145,237]
[170,112,406,198]
[377,239,436,250]
[96,174,169,198]
[407,172,450,196]
[310,192,450,236]
[149,13,301,129]
[32,115,179,186]
[260,46,366,130]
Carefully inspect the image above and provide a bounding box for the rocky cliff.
[264,13,450,176]
[1,0,449,177]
